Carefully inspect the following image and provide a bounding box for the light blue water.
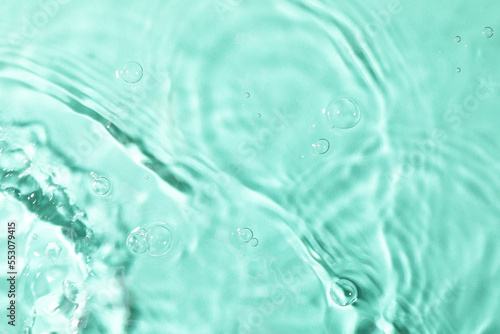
[1,0,500,333]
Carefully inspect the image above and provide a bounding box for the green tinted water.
[0,0,499,333]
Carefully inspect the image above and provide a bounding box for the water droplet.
[121,61,143,83]
[245,92,250,98]
[456,67,461,73]
[249,238,259,247]
[62,280,80,302]
[44,242,62,262]
[92,177,111,196]
[326,98,361,129]
[482,27,494,38]
[146,223,173,256]
[454,36,461,43]
[126,229,147,254]
[238,228,253,243]
[256,113,261,118]
[329,279,358,307]
[313,139,330,154]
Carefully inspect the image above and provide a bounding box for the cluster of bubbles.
[237,227,259,247]
[114,25,496,314]
[244,93,361,157]
[329,278,358,307]
[309,98,360,155]
[126,223,173,256]
[90,172,111,196]
[455,27,494,73]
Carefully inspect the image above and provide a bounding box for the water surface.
[0,0,499,333]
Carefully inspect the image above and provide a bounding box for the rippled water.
[1,0,499,333]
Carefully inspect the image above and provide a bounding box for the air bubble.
[238,228,253,243]
[92,176,111,195]
[454,36,461,43]
[256,113,261,118]
[126,228,147,254]
[121,61,143,83]
[313,139,330,154]
[326,98,361,129]
[245,92,250,98]
[146,223,173,256]
[249,238,259,247]
[482,27,494,38]
[456,67,461,73]
[329,278,358,307]
[44,242,61,262]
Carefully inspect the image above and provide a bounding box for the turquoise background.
[0,0,499,333]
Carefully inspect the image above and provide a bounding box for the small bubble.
[326,98,361,129]
[44,242,62,262]
[329,278,358,307]
[313,139,330,154]
[456,67,461,73]
[454,36,461,43]
[256,113,261,118]
[121,61,143,83]
[23,326,31,334]
[144,175,149,180]
[238,228,253,243]
[126,229,147,254]
[92,176,111,196]
[244,92,250,98]
[32,234,38,240]
[249,238,259,247]
[146,223,173,256]
[482,27,494,38]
